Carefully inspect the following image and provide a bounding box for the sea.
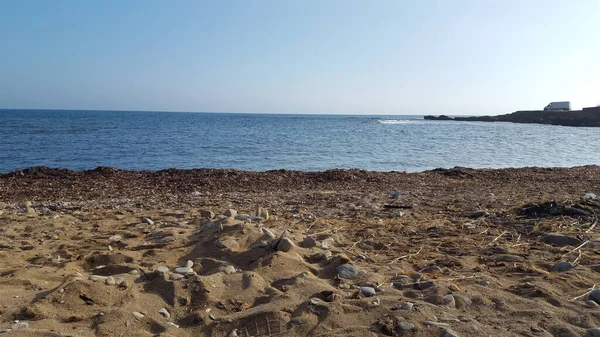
[1,109,599,173]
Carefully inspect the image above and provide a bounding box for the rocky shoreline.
[1,166,600,336]
[425,107,600,127]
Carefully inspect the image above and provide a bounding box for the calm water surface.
[1,110,599,172]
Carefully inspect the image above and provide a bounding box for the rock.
[132,311,145,320]
[11,322,29,330]
[257,207,269,220]
[392,302,414,311]
[321,237,334,249]
[200,210,215,219]
[480,281,490,287]
[170,274,185,280]
[441,294,456,307]
[234,214,251,221]
[173,267,195,275]
[224,209,237,218]
[185,260,194,268]
[158,308,170,319]
[302,236,317,248]
[469,210,487,218]
[105,276,116,285]
[216,239,240,250]
[359,286,376,297]
[543,233,582,247]
[108,235,122,242]
[290,317,304,325]
[223,265,236,275]
[553,261,573,272]
[587,300,600,308]
[583,193,598,200]
[141,217,154,225]
[261,228,276,239]
[155,266,169,274]
[445,331,460,337]
[398,321,415,331]
[337,264,361,279]
[586,328,600,337]
[276,238,295,252]
[589,289,600,304]
[89,275,108,282]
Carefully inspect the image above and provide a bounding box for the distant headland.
[425,106,600,127]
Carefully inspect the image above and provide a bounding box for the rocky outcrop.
[425,107,600,127]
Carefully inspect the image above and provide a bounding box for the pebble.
[11,322,29,330]
[105,276,116,286]
[589,289,600,304]
[173,267,195,275]
[89,275,107,282]
[336,264,361,279]
[441,294,456,307]
[359,286,376,297]
[392,302,414,311]
[276,238,295,252]
[224,209,237,218]
[200,210,215,219]
[584,193,598,200]
[132,312,145,320]
[587,300,600,308]
[166,322,180,328]
[257,207,269,220]
[553,261,573,272]
[480,281,490,287]
[155,266,169,274]
[223,265,236,275]
[398,321,415,331]
[583,327,600,337]
[302,236,317,248]
[321,237,334,249]
[141,217,154,225]
[290,317,304,325]
[444,330,459,337]
[530,326,544,333]
[261,228,276,239]
[542,233,582,247]
[185,260,194,268]
[158,308,170,319]
[170,274,185,280]
[108,235,122,242]
[469,210,487,218]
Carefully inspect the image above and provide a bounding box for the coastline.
[425,107,600,127]
[1,165,600,336]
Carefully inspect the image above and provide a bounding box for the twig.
[305,219,319,233]
[570,284,596,301]
[586,218,598,233]
[487,230,507,245]
[561,240,590,259]
[389,246,423,264]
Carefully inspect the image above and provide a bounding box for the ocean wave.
[377,119,412,124]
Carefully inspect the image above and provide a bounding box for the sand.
[1,166,600,336]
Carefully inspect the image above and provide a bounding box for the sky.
[1,0,599,115]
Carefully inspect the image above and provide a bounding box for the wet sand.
[1,166,600,336]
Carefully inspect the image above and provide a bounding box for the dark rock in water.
[336,264,360,279]
[542,233,582,247]
[424,115,453,120]
[552,261,573,272]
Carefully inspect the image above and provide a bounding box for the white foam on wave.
[377,119,412,124]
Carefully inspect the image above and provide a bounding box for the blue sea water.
[1,109,599,173]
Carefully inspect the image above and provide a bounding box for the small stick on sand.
[389,246,423,264]
[487,230,507,245]
[570,284,596,301]
[561,240,590,259]
[586,218,598,233]
[305,219,319,233]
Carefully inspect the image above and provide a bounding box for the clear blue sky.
[1,0,599,115]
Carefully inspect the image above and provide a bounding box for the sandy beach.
[1,166,600,336]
